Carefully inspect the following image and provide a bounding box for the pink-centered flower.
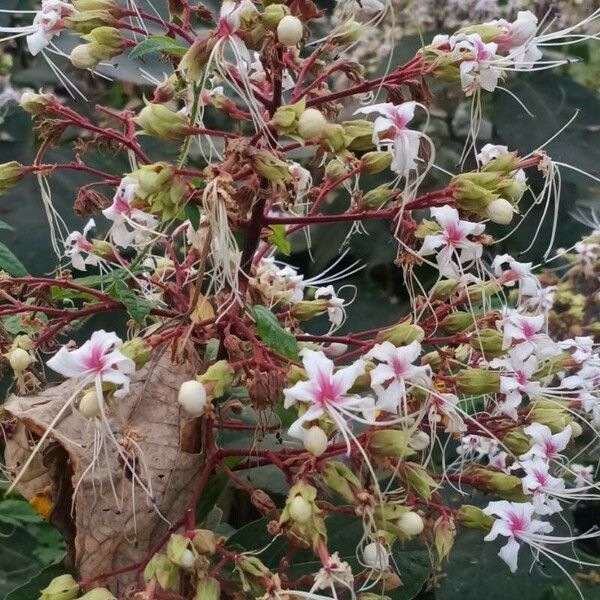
[64,218,100,272]
[483,500,553,572]
[366,340,430,414]
[520,458,564,515]
[520,423,572,462]
[47,330,135,398]
[491,254,538,298]
[420,205,485,279]
[500,309,557,358]
[353,101,422,177]
[284,349,373,443]
[450,33,502,95]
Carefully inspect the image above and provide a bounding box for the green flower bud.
[458,23,503,43]
[456,505,494,533]
[291,299,328,321]
[20,91,54,115]
[271,98,306,134]
[503,427,532,455]
[39,575,79,600]
[73,0,121,14]
[179,35,218,81]
[431,279,459,300]
[441,311,477,333]
[0,53,13,76]
[77,589,117,600]
[143,554,180,591]
[321,460,362,503]
[323,123,347,152]
[529,400,572,433]
[250,149,292,182]
[262,4,290,30]
[361,151,392,174]
[398,462,438,501]
[0,161,25,195]
[421,350,442,368]
[498,178,527,203]
[121,338,151,369]
[481,152,520,174]
[361,184,394,209]
[342,120,374,152]
[376,321,424,345]
[280,481,326,548]
[197,360,234,399]
[297,108,328,141]
[331,18,362,44]
[66,11,116,34]
[134,103,191,141]
[192,529,217,555]
[166,534,194,568]
[468,329,504,358]
[414,218,440,239]
[434,515,456,562]
[464,280,503,303]
[368,429,415,458]
[465,465,528,501]
[324,159,347,181]
[195,577,220,600]
[455,369,500,394]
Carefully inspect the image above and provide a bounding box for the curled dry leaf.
[4,351,205,594]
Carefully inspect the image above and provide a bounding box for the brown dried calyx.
[3,352,205,595]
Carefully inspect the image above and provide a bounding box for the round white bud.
[485,198,514,225]
[570,421,583,438]
[8,348,32,373]
[276,15,304,46]
[303,426,328,457]
[178,380,207,416]
[398,511,424,536]
[79,390,102,419]
[298,108,327,140]
[70,44,98,69]
[180,548,196,570]
[409,431,430,451]
[362,542,389,571]
[289,495,312,523]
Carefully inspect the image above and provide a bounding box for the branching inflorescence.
[1,1,600,599]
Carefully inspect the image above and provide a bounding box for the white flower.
[102,178,159,248]
[491,254,538,298]
[217,0,258,61]
[570,463,593,488]
[315,285,345,328]
[483,501,553,572]
[420,205,485,279]
[47,330,136,398]
[492,11,542,69]
[559,336,594,364]
[311,552,354,596]
[520,458,564,515]
[27,0,72,56]
[520,423,572,462]
[457,434,496,459]
[284,349,373,444]
[64,219,100,272]
[366,341,430,414]
[450,34,502,95]
[353,101,422,177]
[499,309,557,358]
[428,391,466,433]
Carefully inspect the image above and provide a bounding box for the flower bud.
[331,18,362,44]
[70,44,98,69]
[468,329,503,358]
[77,589,116,600]
[409,430,430,451]
[78,26,124,64]
[465,465,527,501]
[441,311,476,333]
[73,0,121,13]
[321,460,362,503]
[271,98,306,134]
[485,197,514,224]
[323,123,346,152]
[7,347,32,373]
[289,495,312,523]
[458,23,503,43]
[20,91,54,115]
[433,515,456,562]
[376,321,424,345]
[397,511,424,536]
[178,380,208,416]
[194,577,220,600]
[361,185,394,209]
[297,108,327,140]
[456,505,494,533]
[121,337,151,369]
[79,389,101,419]
[167,534,195,569]
[398,462,437,501]
[179,35,218,81]
[455,369,500,394]
[262,4,290,30]
[40,575,79,600]
[529,400,572,433]
[324,158,347,181]
[498,178,527,203]
[304,426,328,456]
[0,53,13,76]
[430,279,459,300]
[0,161,25,195]
[280,482,326,548]
[368,429,415,458]
[250,149,292,182]
[481,151,520,174]
[134,104,191,141]
[502,427,532,455]
[291,300,328,321]
[362,542,389,571]
[66,11,116,34]
[197,360,234,399]
[143,554,180,591]
[361,151,392,174]
[192,529,217,555]
[277,15,303,45]
[342,119,374,151]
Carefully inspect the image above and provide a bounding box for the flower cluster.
[0,2,599,600]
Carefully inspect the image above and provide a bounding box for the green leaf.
[267,225,291,256]
[0,242,28,276]
[5,562,68,600]
[0,500,43,526]
[185,203,201,230]
[252,305,299,360]
[0,220,14,231]
[129,35,188,60]
[113,279,153,324]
